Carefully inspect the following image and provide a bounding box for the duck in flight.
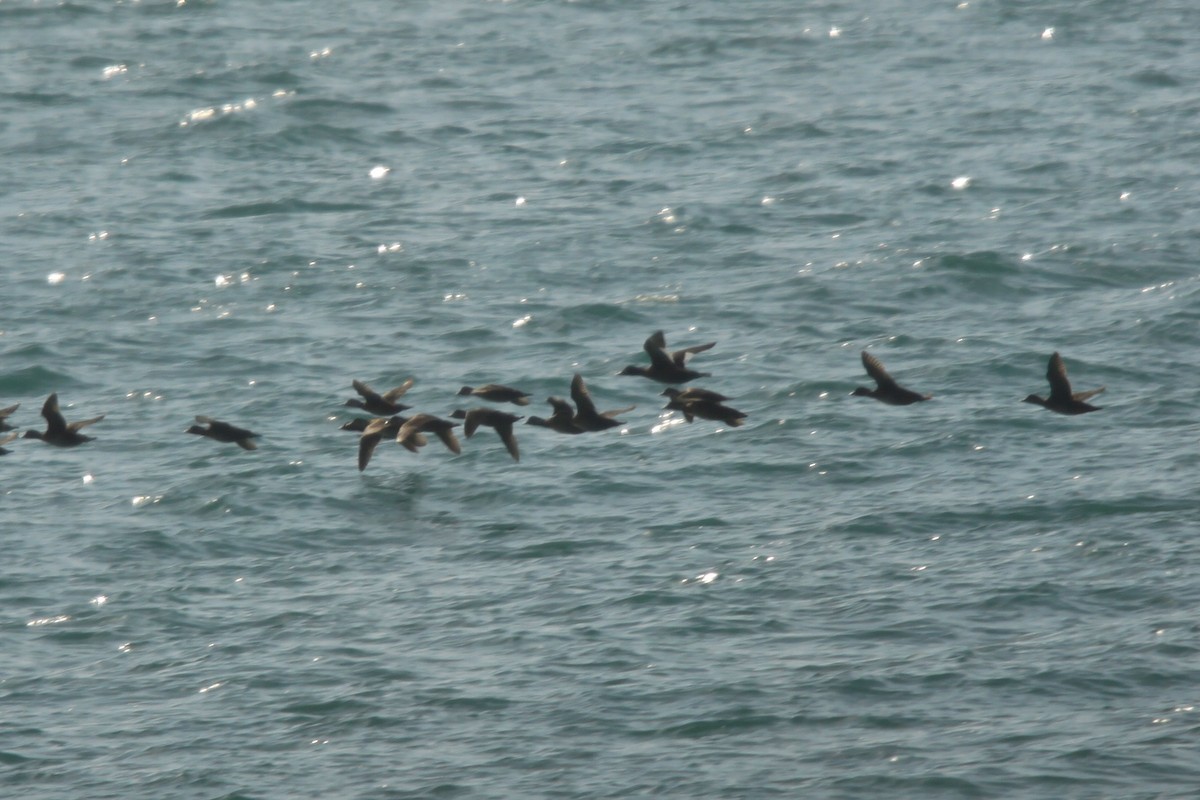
[451,408,522,461]
[620,330,715,384]
[457,384,531,406]
[569,373,634,431]
[661,387,732,404]
[526,396,585,434]
[662,387,747,426]
[346,378,414,416]
[396,413,462,455]
[1023,352,1104,414]
[852,351,932,406]
[24,393,105,446]
[355,416,407,471]
[186,416,261,450]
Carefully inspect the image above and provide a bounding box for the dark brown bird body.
[852,351,932,406]
[620,330,714,384]
[526,397,585,434]
[664,394,747,426]
[1023,352,1103,414]
[457,384,531,406]
[346,379,413,415]
[396,414,461,454]
[569,373,633,431]
[23,393,104,446]
[356,416,407,471]
[451,408,522,461]
[661,387,732,404]
[186,416,260,450]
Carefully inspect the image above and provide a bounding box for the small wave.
[652,712,784,739]
[0,364,75,394]
[201,199,372,219]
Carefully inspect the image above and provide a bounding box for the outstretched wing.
[352,380,381,403]
[357,419,390,471]
[861,351,897,389]
[493,419,520,462]
[1073,386,1105,403]
[41,393,67,436]
[433,427,462,455]
[459,410,478,438]
[570,374,600,417]
[381,378,414,402]
[643,332,677,371]
[1045,352,1073,404]
[670,341,715,367]
[547,396,576,421]
[67,415,105,433]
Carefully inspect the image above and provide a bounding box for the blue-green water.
[3,1,1199,797]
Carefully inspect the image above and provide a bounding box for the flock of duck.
[0,331,1103,470]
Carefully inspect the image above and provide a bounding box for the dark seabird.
[619,330,715,384]
[396,413,461,454]
[346,378,414,415]
[661,387,733,404]
[356,416,408,472]
[0,432,17,455]
[663,394,747,427]
[450,408,522,462]
[525,397,585,434]
[1023,352,1104,415]
[0,403,18,432]
[457,384,531,406]
[852,351,932,406]
[342,415,413,434]
[186,416,261,450]
[24,393,105,446]
[569,373,634,431]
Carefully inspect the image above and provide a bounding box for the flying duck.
[186,416,261,450]
[346,378,414,415]
[619,330,715,384]
[396,413,461,454]
[1023,352,1104,414]
[450,408,522,461]
[23,393,105,446]
[663,394,747,427]
[852,351,932,405]
[456,384,531,406]
[356,416,408,471]
[569,373,634,431]
[660,387,733,404]
[525,397,585,434]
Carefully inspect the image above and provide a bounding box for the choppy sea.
[3,1,1200,797]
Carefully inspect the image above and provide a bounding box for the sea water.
[2,1,1199,797]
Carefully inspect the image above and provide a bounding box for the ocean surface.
[2,1,1199,797]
